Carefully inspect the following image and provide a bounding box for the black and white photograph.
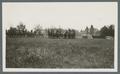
[2,2,118,72]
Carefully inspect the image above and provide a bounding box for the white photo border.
[2,2,118,72]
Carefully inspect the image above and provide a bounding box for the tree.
[108,25,114,37]
[90,25,94,35]
[34,25,43,36]
[17,22,26,31]
[85,26,89,34]
[100,26,109,38]
[100,25,114,38]
[7,27,17,37]
[17,22,27,36]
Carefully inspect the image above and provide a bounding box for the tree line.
[6,23,114,39]
[100,25,114,38]
[6,23,76,39]
[84,25,114,38]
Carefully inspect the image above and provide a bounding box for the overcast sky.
[2,2,117,31]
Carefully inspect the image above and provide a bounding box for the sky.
[2,2,117,31]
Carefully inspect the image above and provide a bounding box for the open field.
[6,38,114,68]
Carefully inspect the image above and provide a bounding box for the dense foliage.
[6,23,114,38]
[100,25,114,38]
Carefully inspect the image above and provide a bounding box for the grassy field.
[6,38,114,68]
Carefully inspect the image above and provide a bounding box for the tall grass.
[6,38,114,68]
